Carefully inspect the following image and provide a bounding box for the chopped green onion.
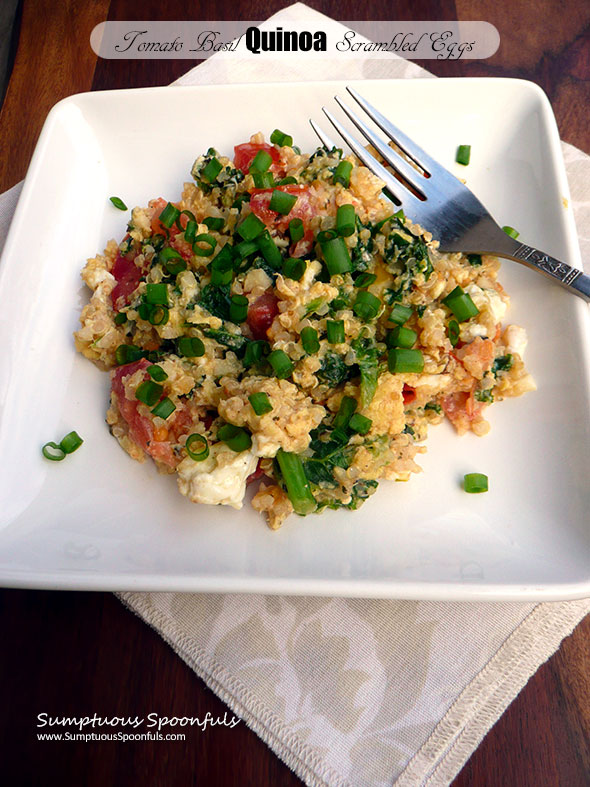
[333,395,357,430]
[277,176,297,186]
[268,349,294,379]
[243,339,269,367]
[333,160,353,187]
[336,204,356,237]
[256,230,282,268]
[203,216,225,232]
[114,312,127,325]
[321,236,352,275]
[282,257,306,281]
[210,254,234,286]
[176,209,196,232]
[147,364,168,382]
[502,225,520,239]
[186,433,209,462]
[138,303,151,320]
[456,145,471,166]
[327,319,345,344]
[237,212,266,241]
[269,189,298,216]
[151,397,176,419]
[448,319,460,347]
[201,157,223,183]
[193,233,216,257]
[388,348,425,374]
[316,229,337,244]
[354,273,377,288]
[387,326,417,349]
[158,202,180,228]
[289,218,304,243]
[467,254,482,267]
[136,380,163,407]
[252,171,275,189]
[389,304,414,325]
[109,196,127,211]
[42,442,66,461]
[233,239,258,260]
[115,344,144,365]
[58,431,83,454]
[300,326,319,354]
[276,449,317,515]
[353,291,381,321]
[230,294,248,323]
[463,472,488,493]
[249,392,273,416]
[442,286,479,322]
[148,305,169,326]
[349,413,372,435]
[218,424,252,452]
[177,336,205,357]
[160,246,187,274]
[249,150,272,173]
[145,283,168,306]
[270,129,293,147]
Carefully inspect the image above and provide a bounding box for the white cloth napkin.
[2,5,590,785]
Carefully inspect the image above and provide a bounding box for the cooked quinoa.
[75,131,536,529]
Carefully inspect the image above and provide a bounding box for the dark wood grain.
[1,0,590,785]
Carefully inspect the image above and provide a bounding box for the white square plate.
[1,78,590,599]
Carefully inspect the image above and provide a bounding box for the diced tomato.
[148,197,193,262]
[291,227,315,258]
[402,385,416,405]
[442,389,483,429]
[234,143,281,173]
[247,291,279,340]
[249,185,315,234]
[247,459,264,485]
[111,251,146,311]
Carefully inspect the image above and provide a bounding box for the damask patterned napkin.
[2,4,590,785]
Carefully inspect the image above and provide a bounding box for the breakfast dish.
[75,132,535,529]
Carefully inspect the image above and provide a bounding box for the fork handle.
[509,242,590,302]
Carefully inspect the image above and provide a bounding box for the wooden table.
[1,1,589,784]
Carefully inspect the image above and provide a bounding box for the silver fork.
[310,87,590,302]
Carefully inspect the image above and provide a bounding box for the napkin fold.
[2,5,589,786]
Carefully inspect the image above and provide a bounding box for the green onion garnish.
[184,220,197,244]
[289,218,304,243]
[300,326,319,354]
[145,283,168,306]
[59,431,83,454]
[276,450,317,515]
[193,233,216,257]
[147,365,168,382]
[201,157,223,183]
[317,229,337,244]
[336,204,356,237]
[277,176,297,186]
[256,230,282,269]
[327,319,345,344]
[210,254,234,286]
[456,145,471,166]
[389,304,414,325]
[269,189,298,215]
[353,291,381,321]
[230,294,249,323]
[115,344,144,365]
[177,336,205,357]
[114,312,127,325]
[387,326,417,349]
[203,216,225,232]
[333,395,357,430]
[186,433,209,462]
[252,171,275,189]
[249,392,273,416]
[148,305,169,326]
[42,442,66,461]
[158,202,180,228]
[136,380,163,407]
[282,257,306,281]
[268,349,294,379]
[218,424,252,452]
[243,339,269,367]
[467,254,482,266]
[249,150,273,173]
[333,160,353,187]
[110,196,127,211]
[448,319,460,347]
[349,413,372,435]
[233,239,258,261]
[151,397,176,419]
[160,247,187,275]
[321,236,352,276]
[237,212,266,241]
[354,273,377,288]
[463,472,488,493]
[502,225,520,239]
[270,129,293,147]
[442,286,479,322]
[388,348,424,374]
